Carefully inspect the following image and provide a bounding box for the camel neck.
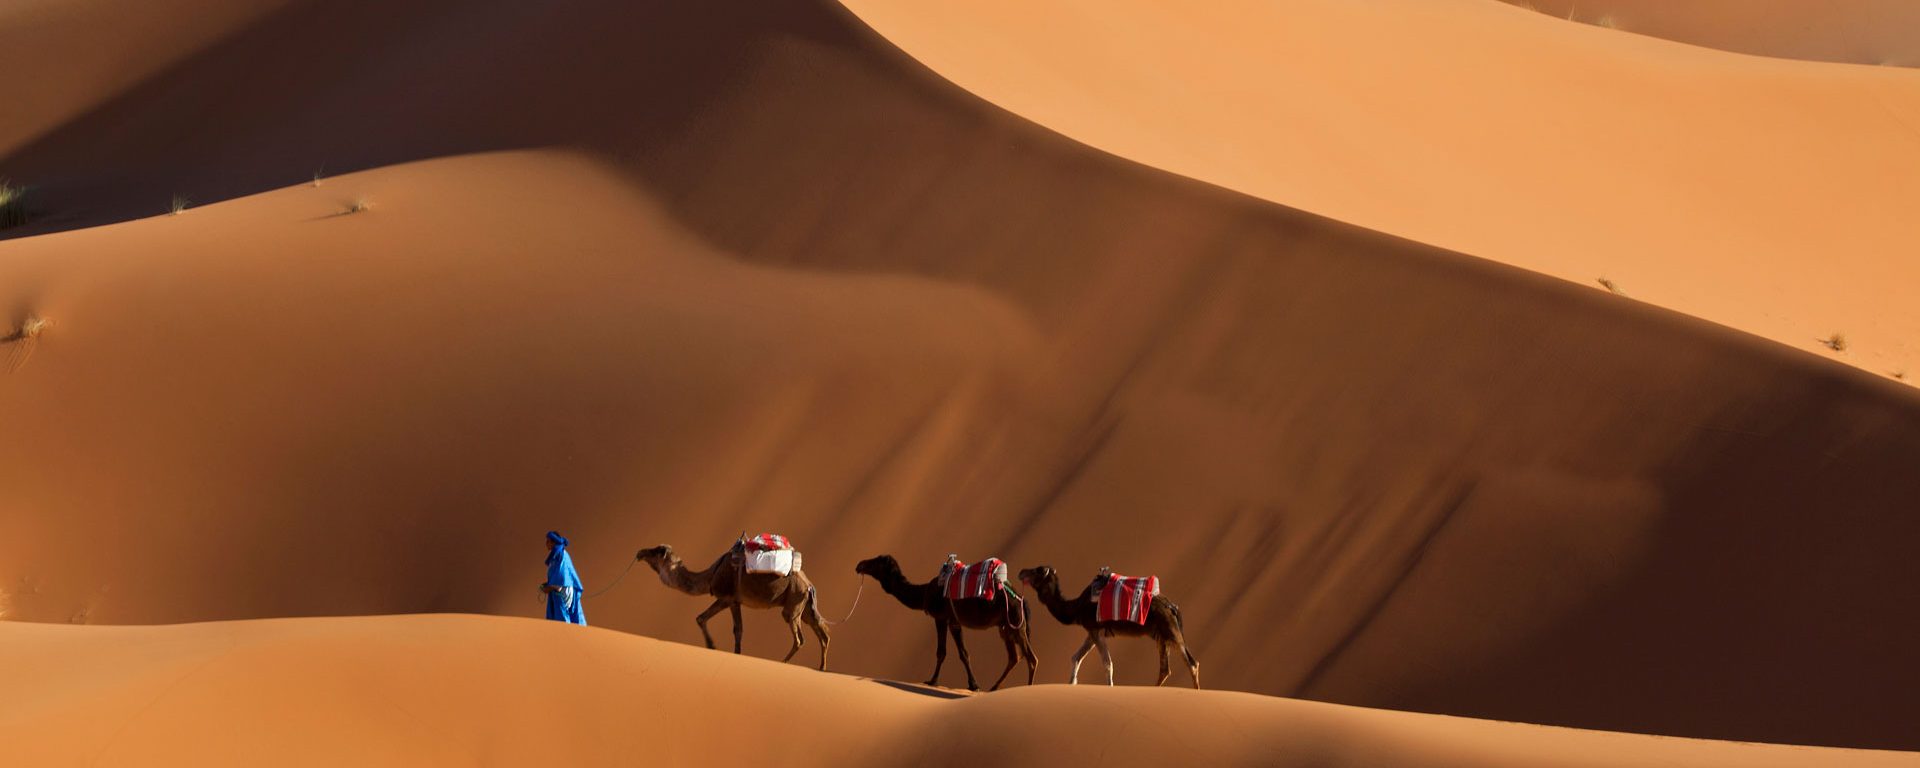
[1031,578,1080,624]
[874,567,933,612]
[657,557,714,595]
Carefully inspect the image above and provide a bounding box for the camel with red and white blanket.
[853,554,1037,691]
[1017,565,1200,688]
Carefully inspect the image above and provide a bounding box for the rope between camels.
[828,575,866,625]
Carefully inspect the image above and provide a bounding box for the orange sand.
[3,0,1918,761]
[4,614,1915,768]
[843,0,1920,377]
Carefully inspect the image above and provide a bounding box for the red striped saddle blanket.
[1094,574,1161,625]
[941,558,1008,601]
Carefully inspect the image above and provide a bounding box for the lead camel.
[635,543,830,670]
[1017,565,1199,688]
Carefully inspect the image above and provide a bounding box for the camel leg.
[988,628,1019,691]
[1169,623,1201,689]
[1093,632,1114,686]
[779,601,805,663]
[803,586,831,671]
[693,599,729,650]
[1155,638,1172,686]
[730,603,744,654]
[1014,604,1038,686]
[926,618,949,686]
[949,623,979,691]
[1067,633,1097,685]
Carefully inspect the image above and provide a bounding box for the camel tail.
[807,585,827,626]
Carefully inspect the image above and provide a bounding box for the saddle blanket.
[743,533,797,575]
[744,533,791,552]
[942,558,1008,601]
[1096,575,1161,625]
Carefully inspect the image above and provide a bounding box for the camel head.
[853,554,902,580]
[1017,565,1057,591]
[635,544,675,566]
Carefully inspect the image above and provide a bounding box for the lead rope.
[585,558,638,600]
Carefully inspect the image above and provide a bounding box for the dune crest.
[1503,0,1920,67]
[842,0,1920,377]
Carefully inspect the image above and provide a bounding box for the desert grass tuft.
[1593,13,1621,29]
[1,180,28,229]
[169,195,190,216]
[1821,332,1848,352]
[343,196,372,214]
[1596,277,1626,296]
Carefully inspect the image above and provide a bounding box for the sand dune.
[5,614,1916,768]
[1504,1,1920,67]
[3,0,1919,757]
[842,0,1920,378]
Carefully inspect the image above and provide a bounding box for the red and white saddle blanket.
[742,533,798,575]
[744,533,791,552]
[1095,574,1161,625]
[942,558,1008,601]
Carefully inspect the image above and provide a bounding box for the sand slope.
[842,0,1920,377]
[3,0,1919,753]
[5,614,1915,768]
[1504,1,1920,67]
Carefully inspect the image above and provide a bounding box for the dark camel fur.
[635,543,830,670]
[854,555,1037,691]
[1017,565,1199,688]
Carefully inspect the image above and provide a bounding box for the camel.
[853,555,1037,691]
[1017,565,1200,688]
[635,543,830,670]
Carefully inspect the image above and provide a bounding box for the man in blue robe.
[541,530,587,625]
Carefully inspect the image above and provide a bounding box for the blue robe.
[545,546,587,625]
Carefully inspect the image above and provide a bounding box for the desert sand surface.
[1504,1,1920,67]
[3,0,1919,762]
[4,614,1916,768]
[842,0,1920,378]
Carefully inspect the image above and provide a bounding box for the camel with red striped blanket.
[1017,565,1200,688]
[853,554,1036,691]
[635,541,830,670]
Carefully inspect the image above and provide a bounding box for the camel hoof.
[923,679,939,687]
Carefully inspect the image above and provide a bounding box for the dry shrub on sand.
[1,180,28,229]
[169,195,190,216]
[1821,333,1848,352]
[4,316,51,372]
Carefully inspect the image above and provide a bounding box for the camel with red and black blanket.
[853,554,1037,691]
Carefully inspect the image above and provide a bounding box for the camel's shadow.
[868,679,972,700]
